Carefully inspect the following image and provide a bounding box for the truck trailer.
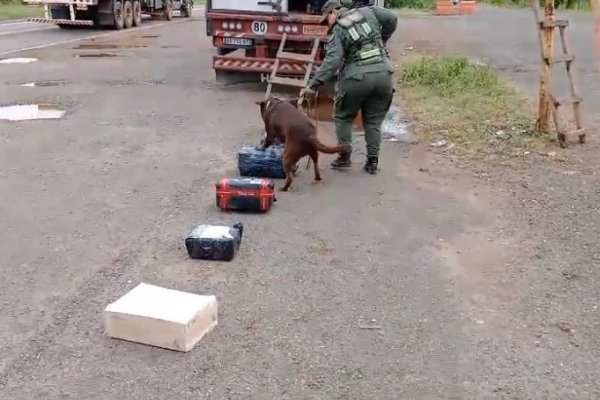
[205,0,384,92]
[24,0,193,29]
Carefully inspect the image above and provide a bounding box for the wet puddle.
[20,80,69,87]
[75,52,131,58]
[381,106,410,142]
[0,104,66,121]
[0,57,38,64]
[74,43,148,49]
[105,78,165,86]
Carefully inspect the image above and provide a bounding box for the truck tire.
[123,0,133,28]
[112,0,124,30]
[181,0,192,17]
[163,0,173,20]
[132,0,142,26]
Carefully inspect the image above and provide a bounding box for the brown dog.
[256,96,349,191]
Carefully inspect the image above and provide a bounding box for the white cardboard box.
[104,283,218,352]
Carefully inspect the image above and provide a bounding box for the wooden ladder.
[533,3,585,148]
[264,33,321,99]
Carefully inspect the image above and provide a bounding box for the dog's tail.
[311,138,349,154]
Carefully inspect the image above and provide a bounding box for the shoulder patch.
[337,16,353,28]
[348,10,365,21]
[337,9,365,27]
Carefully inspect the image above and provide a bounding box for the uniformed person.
[300,0,397,175]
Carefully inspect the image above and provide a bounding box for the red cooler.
[215,178,276,213]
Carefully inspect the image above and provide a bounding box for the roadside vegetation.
[397,55,545,155]
[0,0,43,21]
[480,0,591,10]
[384,0,434,15]
[384,0,591,11]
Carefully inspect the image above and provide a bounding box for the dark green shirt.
[308,6,397,88]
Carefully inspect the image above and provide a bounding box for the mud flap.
[96,0,116,26]
[49,5,69,19]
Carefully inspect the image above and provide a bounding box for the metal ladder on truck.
[264,33,321,99]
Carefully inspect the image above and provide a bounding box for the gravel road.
[0,6,599,400]
[395,5,600,400]
[0,7,204,56]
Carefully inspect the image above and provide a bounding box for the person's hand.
[299,86,316,99]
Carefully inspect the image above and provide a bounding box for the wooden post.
[537,0,555,132]
[593,0,600,82]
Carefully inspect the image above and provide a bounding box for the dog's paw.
[279,187,289,192]
[314,176,323,181]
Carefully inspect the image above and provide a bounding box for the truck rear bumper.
[24,0,99,4]
[212,30,326,44]
[28,17,94,25]
[213,55,322,75]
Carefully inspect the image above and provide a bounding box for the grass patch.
[385,0,434,13]
[0,0,43,21]
[398,55,544,155]
[478,0,529,8]
[394,7,433,16]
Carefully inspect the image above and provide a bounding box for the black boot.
[330,152,351,169]
[363,156,378,175]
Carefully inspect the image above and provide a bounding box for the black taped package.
[238,143,286,179]
[185,222,244,261]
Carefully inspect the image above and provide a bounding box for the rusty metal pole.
[537,0,555,132]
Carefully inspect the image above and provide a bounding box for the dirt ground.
[393,4,600,399]
[0,6,599,400]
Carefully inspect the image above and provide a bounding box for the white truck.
[24,0,193,29]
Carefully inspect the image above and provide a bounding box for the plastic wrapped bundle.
[238,143,286,179]
[215,178,276,213]
[185,223,244,261]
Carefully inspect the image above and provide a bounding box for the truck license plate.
[223,37,253,47]
[303,25,328,36]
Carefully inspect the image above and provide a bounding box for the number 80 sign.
[251,21,268,35]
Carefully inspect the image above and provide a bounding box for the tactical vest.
[336,7,386,67]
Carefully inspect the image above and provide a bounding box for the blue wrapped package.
[185,222,244,261]
[237,143,286,179]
